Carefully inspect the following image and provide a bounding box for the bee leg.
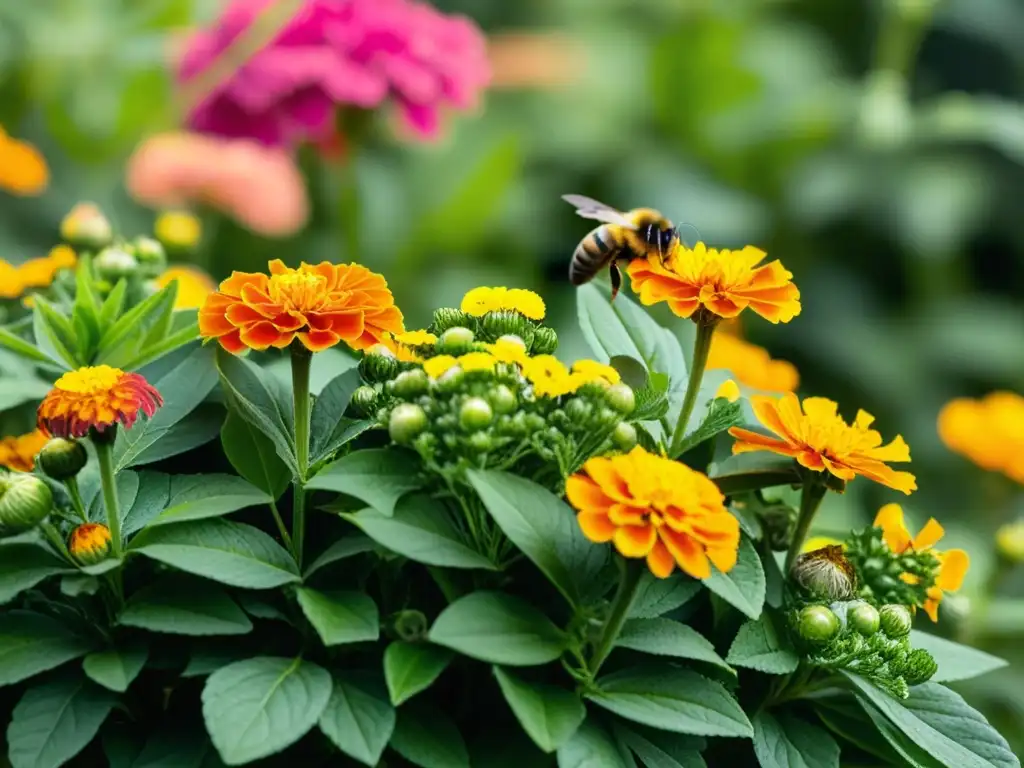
[609,262,622,302]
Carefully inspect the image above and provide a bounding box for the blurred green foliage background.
[2,0,1024,751]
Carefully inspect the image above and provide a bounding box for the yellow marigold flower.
[0,126,48,196]
[485,337,530,365]
[199,259,403,354]
[423,355,458,379]
[996,520,1024,563]
[396,329,437,347]
[874,504,968,622]
[0,429,49,472]
[457,352,497,373]
[0,260,22,299]
[68,523,112,565]
[155,265,216,310]
[707,333,799,393]
[937,393,1024,483]
[38,365,163,439]
[461,287,546,321]
[802,535,843,553]
[371,333,423,364]
[571,359,620,386]
[566,445,740,579]
[155,210,202,249]
[729,393,916,495]
[715,379,741,403]
[522,355,580,398]
[627,242,800,323]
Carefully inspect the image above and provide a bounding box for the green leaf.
[390,701,470,768]
[709,454,801,495]
[145,474,272,528]
[308,447,424,516]
[118,319,200,372]
[613,723,706,768]
[220,410,290,500]
[909,630,1008,683]
[854,697,946,768]
[7,671,118,768]
[215,348,298,477]
[318,674,395,766]
[98,279,127,327]
[557,718,633,768]
[295,588,379,646]
[586,665,752,738]
[183,648,248,679]
[673,397,743,458]
[429,591,566,667]
[0,324,60,365]
[752,711,840,768]
[33,297,79,369]
[88,469,141,525]
[0,543,72,605]
[609,354,649,390]
[61,574,100,597]
[130,518,300,589]
[97,280,177,362]
[343,495,497,570]
[121,471,171,536]
[702,534,765,619]
[493,667,585,753]
[72,257,103,355]
[384,642,453,706]
[202,657,332,765]
[309,368,364,462]
[726,613,799,674]
[468,470,608,607]
[83,640,148,692]
[629,573,702,619]
[304,535,375,578]
[845,674,1018,768]
[0,610,94,686]
[118,577,253,636]
[113,345,218,470]
[616,618,732,672]
[127,722,225,768]
[126,403,224,468]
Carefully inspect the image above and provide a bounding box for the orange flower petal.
[577,511,616,543]
[613,525,657,558]
[874,504,912,553]
[912,518,945,551]
[935,549,969,592]
[647,540,675,579]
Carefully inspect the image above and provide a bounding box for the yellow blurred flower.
[154,210,202,250]
[1,246,76,301]
[457,352,498,373]
[485,336,530,365]
[0,261,22,299]
[522,355,580,398]
[155,265,216,310]
[937,393,1024,483]
[995,520,1024,563]
[707,332,799,393]
[802,535,843,552]
[423,355,458,379]
[0,430,49,472]
[396,330,437,347]
[0,126,48,196]
[715,379,741,403]
[571,359,620,386]
[461,286,546,321]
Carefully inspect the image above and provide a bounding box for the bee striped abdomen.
[569,225,621,285]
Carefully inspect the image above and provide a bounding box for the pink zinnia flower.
[178,0,491,147]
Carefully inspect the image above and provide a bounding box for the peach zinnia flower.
[729,393,916,495]
[38,366,163,439]
[0,429,49,472]
[628,242,800,323]
[566,446,740,579]
[937,392,1024,483]
[707,333,798,393]
[874,504,968,621]
[199,259,403,354]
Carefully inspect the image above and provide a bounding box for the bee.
[563,194,679,301]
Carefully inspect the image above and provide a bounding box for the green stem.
[65,477,89,523]
[668,317,717,457]
[785,474,828,573]
[588,559,645,678]
[94,439,123,559]
[269,499,293,552]
[291,345,313,568]
[40,522,74,565]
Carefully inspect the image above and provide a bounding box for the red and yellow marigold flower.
[729,393,916,494]
[567,446,740,579]
[461,286,546,321]
[155,265,216,310]
[874,504,968,622]
[199,259,403,354]
[68,523,112,565]
[0,429,49,472]
[707,332,799,393]
[628,242,800,323]
[937,392,1024,483]
[37,366,162,439]
[0,126,48,196]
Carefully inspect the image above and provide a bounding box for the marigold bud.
[389,404,428,444]
[393,369,429,399]
[879,604,912,638]
[613,422,638,450]
[481,310,529,340]
[0,475,53,533]
[849,602,881,636]
[531,326,558,355]
[436,367,465,393]
[131,237,166,277]
[95,247,139,282]
[791,545,856,601]
[995,520,1024,564]
[38,438,88,481]
[154,210,201,250]
[351,385,379,416]
[565,398,592,423]
[904,648,938,686]
[60,203,112,250]
[606,384,636,415]
[489,385,517,414]
[437,327,475,355]
[460,397,494,431]
[467,431,493,453]
[68,523,112,565]
[524,413,546,432]
[392,610,429,642]
[797,605,840,644]
[359,349,399,383]
[432,308,472,334]
[595,407,620,428]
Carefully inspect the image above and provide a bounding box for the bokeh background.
[2,0,1023,752]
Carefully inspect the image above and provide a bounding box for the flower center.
[55,365,123,394]
[269,271,327,310]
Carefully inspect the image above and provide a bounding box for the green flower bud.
[849,602,881,636]
[38,438,88,481]
[460,397,494,431]
[879,604,913,638]
[131,237,166,277]
[564,398,592,423]
[481,310,529,340]
[489,385,517,414]
[797,605,840,644]
[351,385,379,416]
[95,247,138,281]
[595,407,620,428]
[506,412,529,437]
[60,203,113,250]
[496,334,526,350]
[412,432,438,455]
[359,349,399,383]
[69,523,111,565]
[389,404,428,444]
[467,431,493,453]
[904,648,938,686]
[530,326,558,355]
[392,610,429,642]
[437,327,475,355]
[524,414,546,432]
[393,369,429,399]
[436,366,465,394]
[431,308,473,334]
[606,383,636,415]
[613,422,638,450]
[0,475,53,533]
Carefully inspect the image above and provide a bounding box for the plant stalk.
[668,317,717,457]
[65,477,89,523]
[785,473,828,573]
[291,345,313,568]
[94,439,123,559]
[588,559,645,678]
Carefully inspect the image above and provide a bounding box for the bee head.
[643,223,678,254]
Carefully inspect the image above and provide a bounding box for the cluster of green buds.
[0,471,53,535]
[843,525,941,607]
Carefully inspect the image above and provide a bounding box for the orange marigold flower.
[937,393,1024,483]
[155,265,216,310]
[0,260,22,299]
[68,523,112,565]
[38,365,162,439]
[728,393,916,495]
[0,429,49,472]
[707,332,799,393]
[627,242,800,323]
[198,259,404,354]
[12,246,77,295]
[0,126,48,196]
[874,504,968,622]
[566,445,740,579]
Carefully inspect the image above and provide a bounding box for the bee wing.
[562,194,638,229]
